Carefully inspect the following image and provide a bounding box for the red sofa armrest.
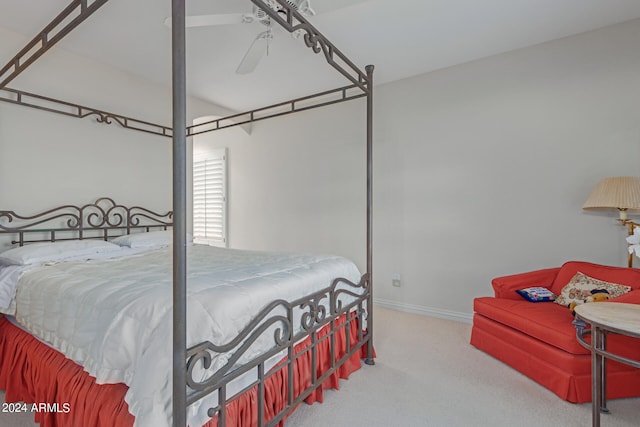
[609,289,640,304]
[491,267,561,299]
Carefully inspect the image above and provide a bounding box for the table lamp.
[583,176,640,267]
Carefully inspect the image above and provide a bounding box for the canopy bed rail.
[0,0,373,140]
[187,84,366,136]
[0,197,173,246]
[0,87,173,137]
[0,0,109,90]
[0,82,364,139]
[248,0,370,92]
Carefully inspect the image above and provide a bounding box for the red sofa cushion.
[550,261,640,296]
[474,297,588,355]
[474,296,640,361]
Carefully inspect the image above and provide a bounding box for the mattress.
[8,245,363,427]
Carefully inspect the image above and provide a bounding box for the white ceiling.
[2,0,640,112]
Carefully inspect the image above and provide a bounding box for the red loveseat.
[470,261,640,403]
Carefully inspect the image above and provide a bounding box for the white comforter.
[13,245,362,427]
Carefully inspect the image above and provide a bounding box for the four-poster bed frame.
[0,0,374,426]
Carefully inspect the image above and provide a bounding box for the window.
[193,149,227,247]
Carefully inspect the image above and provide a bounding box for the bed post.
[365,64,375,365]
[171,0,188,426]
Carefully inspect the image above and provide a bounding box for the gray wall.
[195,19,640,321]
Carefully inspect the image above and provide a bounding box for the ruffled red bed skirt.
[0,317,133,427]
[202,314,369,427]
[0,315,369,427]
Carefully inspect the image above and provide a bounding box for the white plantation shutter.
[193,149,227,246]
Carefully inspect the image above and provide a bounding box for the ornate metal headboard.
[0,197,173,246]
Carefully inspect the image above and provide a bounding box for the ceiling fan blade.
[164,13,246,28]
[236,31,272,75]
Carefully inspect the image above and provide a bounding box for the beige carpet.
[286,307,639,427]
[1,306,638,426]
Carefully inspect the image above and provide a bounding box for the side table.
[574,302,640,427]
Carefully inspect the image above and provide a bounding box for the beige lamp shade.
[583,176,640,220]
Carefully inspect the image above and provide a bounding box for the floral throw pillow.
[554,272,631,307]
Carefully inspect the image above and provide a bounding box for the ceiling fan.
[164,0,316,75]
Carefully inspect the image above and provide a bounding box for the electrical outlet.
[392,273,401,287]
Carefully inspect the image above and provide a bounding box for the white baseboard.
[373,298,473,324]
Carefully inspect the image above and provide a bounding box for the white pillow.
[0,240,122,266]
[111,230,172,248]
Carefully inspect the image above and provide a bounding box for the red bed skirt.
[0,315,368,427]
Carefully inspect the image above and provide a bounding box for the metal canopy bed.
[0,1,374,426]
